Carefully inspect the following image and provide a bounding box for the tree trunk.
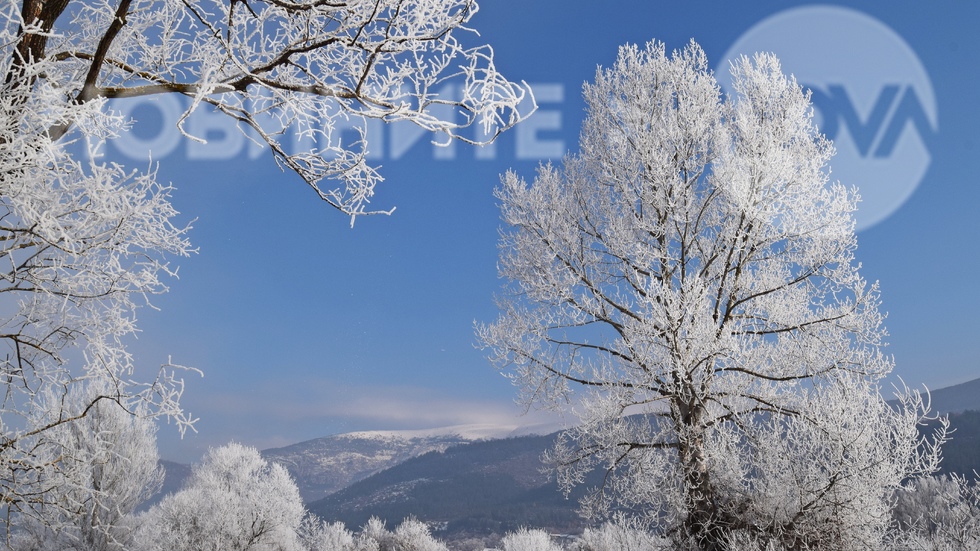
[677,400,727,550]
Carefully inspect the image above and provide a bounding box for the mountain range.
[305,432,588,540]
[259,424,561,503]
[916,376,980,415]
[261,427,484,503]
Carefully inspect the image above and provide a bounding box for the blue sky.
[108,1,980,462]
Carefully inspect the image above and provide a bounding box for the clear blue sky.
[109,1,980,462]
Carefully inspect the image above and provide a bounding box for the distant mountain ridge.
[306,433,589,541]
[261,423,558,503]
[918,377,980,414]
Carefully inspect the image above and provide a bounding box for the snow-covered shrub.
[298,515,380,551]
[299,516,351,550]
[358,517,448,551]
[501,528,563,551]
[572,522,668,551]
[135,443,304,551]
[392,518,450,551]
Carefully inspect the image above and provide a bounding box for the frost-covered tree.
[888,474,980,551]
[135,442,305,551]
[478,40,944,550]
[296,515,456,551]
[298,517,355,551]
[8,381,164,551]
[0,86,192,536]
[0,0,528,537]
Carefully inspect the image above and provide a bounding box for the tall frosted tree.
[479,41,943,550]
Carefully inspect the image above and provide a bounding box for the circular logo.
[718,5,937,232]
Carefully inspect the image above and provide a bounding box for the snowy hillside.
[306,432,587,542]
[261,424,554,503]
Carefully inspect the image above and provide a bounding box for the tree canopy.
[479,40,943,550]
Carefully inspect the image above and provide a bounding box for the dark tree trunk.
[676,398,729,551]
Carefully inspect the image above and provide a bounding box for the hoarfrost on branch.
[478,40,945,550]
[0,0,529,534]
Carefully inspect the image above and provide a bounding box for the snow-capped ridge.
[260,422,564,503]
[340,423,522,442]
[337,421,566,441]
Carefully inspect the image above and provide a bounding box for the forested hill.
[260,430,476,503]
[305,433,595,541]
[896,376,980,478]
[922,377,980,414]
[926,410,980,478]
[259,424,559,503]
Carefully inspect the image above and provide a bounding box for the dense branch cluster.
[479,41,945,549]
[5,0,531,219]
[0,21,194,532]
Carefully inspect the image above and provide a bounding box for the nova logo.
[719,5,937,231]
[809,84,935,159]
